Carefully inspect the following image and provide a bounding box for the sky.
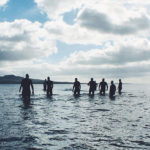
[0,0,150,83]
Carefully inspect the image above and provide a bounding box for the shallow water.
[0,83,150,150]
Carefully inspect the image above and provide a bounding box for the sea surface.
[0,83,150,150]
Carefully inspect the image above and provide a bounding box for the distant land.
[0,75,73,84]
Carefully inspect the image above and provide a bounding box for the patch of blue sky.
[63,9,79,25]
[0,0,49,23]
[43,40,108,64]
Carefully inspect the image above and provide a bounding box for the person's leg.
[78,89,80,95]
[74,89,77,95]
[119,88,122,94]
[103,90,105,96]
[47,89,49,96]
[92,90,94,95]
[109,92,112,98]
[50,88,52,96]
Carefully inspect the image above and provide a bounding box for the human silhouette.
[88,78,97,96]
[99,78,108,96]
[46,77,53,96]
[43,79,47,91]
[19,74,34,99]
[118,79,122,94]
[73,78,81,96]
[109,81,116,98]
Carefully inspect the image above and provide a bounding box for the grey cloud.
[111,47,150,64]
[0,20,57,62]
[57,63,150,78]
[78,9,150,35]
[0,32,29,42]
[0,50,38,61]
[74,46,150,65]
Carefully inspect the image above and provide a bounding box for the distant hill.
[0,75,73,84]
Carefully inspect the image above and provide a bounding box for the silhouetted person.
[19,74,34,99]
[47,77,53,96]
[43,79,47,91]
[73,78,81,96]
[99,78,108,96]
[88,78,97,96]
[118,79,122,94]
[109,81,116,98]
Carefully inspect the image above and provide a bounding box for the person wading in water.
[19,74,34,99]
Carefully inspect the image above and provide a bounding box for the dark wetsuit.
[73,81,81,95]
[118,82,122,94]
[21,78,33,98]
[88,81,96,95]
[99,81,108,96]
[47,80,53,96]
[109,84,116,98]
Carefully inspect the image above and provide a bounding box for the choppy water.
[0,83,150,150]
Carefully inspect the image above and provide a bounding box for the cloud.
[34,0,150,21]
[77,8,150,35]
[59,42,150,66]
[34,0,84,19]
[1,60,149,82]
[0,19,57,62]
[0,0,150,83]
[0,0,8,7]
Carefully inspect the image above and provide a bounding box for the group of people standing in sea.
[72,77,122,98]
[19,74,122,99]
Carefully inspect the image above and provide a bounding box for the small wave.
[23,136,37,143]
[0,137,22,142]
[32,121,48,126]
[110,143,142,149]
[63,89,72,91]
[61,117,69,120]
[26,148,42,150]
[45,130,68,135]
[49,136,65,141]
[131,140,150,146]
[81,131,93,135]
[91,109,110,113]
[62,143,94,150]
[42,143,55,146]
[108,118,121,123]
[128,93,137,97]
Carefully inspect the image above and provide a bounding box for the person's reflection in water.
[19,74,34,100]
[99,78,108,96]
[73,78,81,96]
[118,79,122,94]
[88,78,97,96]
[43,79,47,91]
[47,77,53,97]
[109,81,116,99]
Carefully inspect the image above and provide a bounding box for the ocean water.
[0,83,150,150]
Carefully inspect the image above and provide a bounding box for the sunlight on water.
[0,84,150,149]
